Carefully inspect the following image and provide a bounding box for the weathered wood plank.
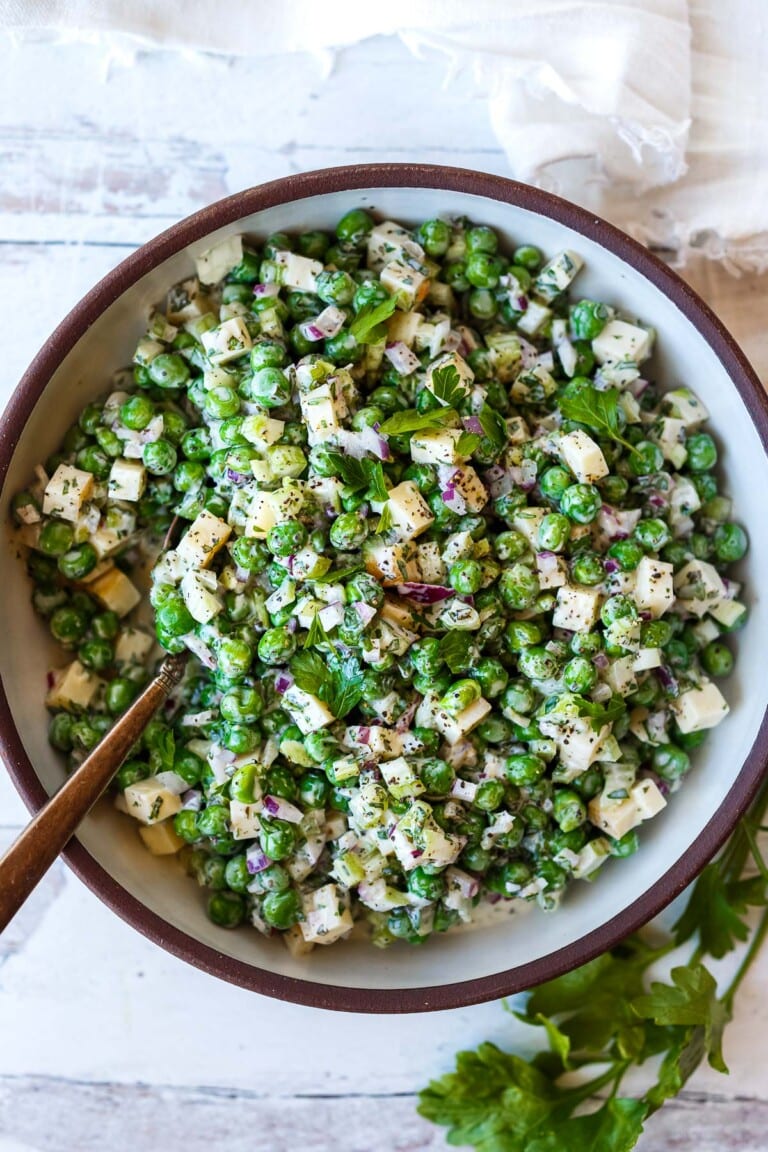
[0,1078,766,1152]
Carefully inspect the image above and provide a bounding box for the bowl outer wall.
[1,164,767,1014]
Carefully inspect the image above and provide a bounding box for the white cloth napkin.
[3,0,767,271]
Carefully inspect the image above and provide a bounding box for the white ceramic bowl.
[2,165,767,1012]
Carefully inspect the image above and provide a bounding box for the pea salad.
[12,210,748,952]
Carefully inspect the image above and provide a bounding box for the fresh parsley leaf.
[348,296,398,344]
[304,612,328,649]
[430,363,467,407]
[526,1099,648,1152]
[575,695,628,728]
[289,650,329,697]
[559,385,636,453]
[439,631,475,674]
[673,865,767,958]
[378,408,455,436]
[376,503,394,534]
[456,431,482,457]
[312,564,363,584]
[478,405,508,453]
[632,964,729,1073]
[366,460,390,503]
[149,729,176,775]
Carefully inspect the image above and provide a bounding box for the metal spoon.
[0,651,187,933]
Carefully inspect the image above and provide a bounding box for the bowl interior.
[1,179,766,1001]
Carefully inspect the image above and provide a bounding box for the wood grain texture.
[1,28,768,1152]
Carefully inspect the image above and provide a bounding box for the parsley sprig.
[418,780,768,1151]
[348,296,398,344]
[559,385,637,454]
[289,649,364,719]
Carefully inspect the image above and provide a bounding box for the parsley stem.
[721,905,768,1014]
[743,823,768,883]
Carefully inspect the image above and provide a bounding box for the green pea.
[686,432,718,472]
[468,288,498,320]
[197,855,228,889]
[156,592,194,638]
[78,637,114,671]
[474,779,505,812]
[315,269,355,306]
[174,810,201,844]
[229,249,262,283]
[75,445,111,480]
[499,563,540,610]
[440,679,481,716]
[518,646,561,682]
[299,770,329,808]
[181,427,212,460]
[330,511,369,550]
[262,888,301,929]
[538,512,571,552]
[628,441,664,477]
[260,817,296,861]
[634,518,671,552]
[266,764,298,802]
[641,620,673,647]
[466,225,499,255]
[601,594,637,626]
[244,366,291,408]
[539,466,572,501]
[561,482,602,524]
[207,891,245,928]
[267,519,307,557]
[407,865,445,901]
[298,231,330,260]
[701,640,734,678]
[143,438,177,475]
[221,685,263,725]
[217,637,254,677]
[148,353,190,389]
[563,656,597,693]
[174,749,205,786]
[571,551,604,586]
[417,218,451,256]
[49,711,75,751]
[713,522,748,563]
[121,394,155,430]
[570,299,609,340]
[114,757,148,790]
[505,753,546,785]
[106,677,138,715]
[257,626,296,666]
[465,252,502,289]
[57,544,98,581]
[652,743,690,782]
[418,758,455,795]
[607,539,644,571]
[447,558,483,595]
[470,658,509,699]
[505,620,546,652]
[39,520,75,557]
[335,208,374,246]
[599,474,628,504]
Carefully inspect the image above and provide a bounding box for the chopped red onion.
[603,558,620,574]
[225,467,250,487]
[246,844,271,874]
[353,601,377,626]
[450,778,478,803]
[286,615,298,634]
[180,709,216,728]
[181,789,204,812]
[444,330,462,352]
[384,341,421,376]
[628,377,650,398]
[274,671,294,695]
[207,745,235,786]
[593,651,610,671]
[153,770,191,796]
[318,601,345,631]
[395,697,419,733]
[449,866,481,899]
[395,582,454,604]
[252,283,280,298]
[263,794,303,823]
[484,466,515,499]
[518,336,539,370]
[655,666,679,694]
[462,415,483,435]
[46,670,55,690]
[181,632,216,670]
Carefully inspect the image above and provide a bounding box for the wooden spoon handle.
[0,653,187,933]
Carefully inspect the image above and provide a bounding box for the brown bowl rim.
[1,163,767,1013]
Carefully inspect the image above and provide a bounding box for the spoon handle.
[0,653,187,933]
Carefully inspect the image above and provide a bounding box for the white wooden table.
[1,33,767,1152]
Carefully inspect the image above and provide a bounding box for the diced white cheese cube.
[510,364,557,403]
[115,627,154,666]
[386,481,434,541]
[573,838,612,879]
[379,756,425,800]
[107,459,146,504]
[558,430,609,484]
[534,250,583,300]
[387,310,424,347]
[43,464,94,523]
[363,540,417,585]
[300,883,353,945]
[433,698,492,745]
[282,685,335,734]
[634,556,675,618]
[708,599,747,629]
[274,250,323,292]
[664,387,709,429]
[176,510,232,570]
[138,819,185,855]
[630,779,667,820]
[244,491,277,538]
[89,568,141,617]
[195,234,243,285]
[425,351,474,404]
[592,319,654,365]
[441,466,488,515]
[201,317,252,365]
[367,220,425,273]
[605,655,638,697]
[229,800,262,840]
[299,383,341,445]
[265,578,295,615]
[588,794,642,839]
[512,508,547,548]
[417,540,445,584]
[411,427,466,465]
[241,413,285,450]
[535,553,568,589]
[45,660,101,711]
[671,681,730,733]
[652,417,688,469]
[180,569,223,624]
[344,725,403,761]
[380,260,429,310]
[673,559,725,618]
[124,778,182,826]
[633,647,663,671]
[516,299,552,336]
[552,585,602,632]
[540,716,610,777]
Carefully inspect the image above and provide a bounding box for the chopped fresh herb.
[376,503,394,534]
[429,363,466,407]
[478,405,508,453]
[349,296,399,344]
[559,385,636,453]
[378,408,456,436]
[304,612,328,649]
